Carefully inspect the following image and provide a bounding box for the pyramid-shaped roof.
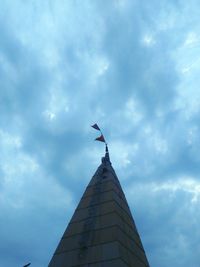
[48,148,150,267]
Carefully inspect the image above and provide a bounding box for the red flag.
[91,123,100,131]
[95,134,105,143]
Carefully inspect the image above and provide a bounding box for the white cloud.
[111,141,139,171]
[1,0,200,266]
[0,130,22,149]
[125,98,144,124]
[152,177,200,203]
[184,32,200,47]
[97,57,110,76]
[141,34,156,46]
[127,176,200,204]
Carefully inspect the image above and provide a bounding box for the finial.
[106,144,108,153]
[105,143,110,163]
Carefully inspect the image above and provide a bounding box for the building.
[48,145,150,267]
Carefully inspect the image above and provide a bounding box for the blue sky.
[0,1,200,266]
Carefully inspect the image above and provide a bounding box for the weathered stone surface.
[48,150,150,267]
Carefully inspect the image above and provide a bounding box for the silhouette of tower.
[48,146,150,267]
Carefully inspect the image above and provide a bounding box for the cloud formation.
[0,1,200,266]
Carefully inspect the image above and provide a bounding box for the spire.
[48,146,150,267]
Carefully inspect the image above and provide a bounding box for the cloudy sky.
[0,0,200,266]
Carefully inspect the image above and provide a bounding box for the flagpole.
[99,128,109,161]
[91,123,108,149]
[99,129,108,147]
[91,123,110,162]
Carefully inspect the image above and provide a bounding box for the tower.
[48,146,150,267]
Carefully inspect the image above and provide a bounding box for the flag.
[95,134,105,143]
[91,123,100,131]
[23,264,31,267]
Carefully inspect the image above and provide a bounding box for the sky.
[0,0,200,266]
